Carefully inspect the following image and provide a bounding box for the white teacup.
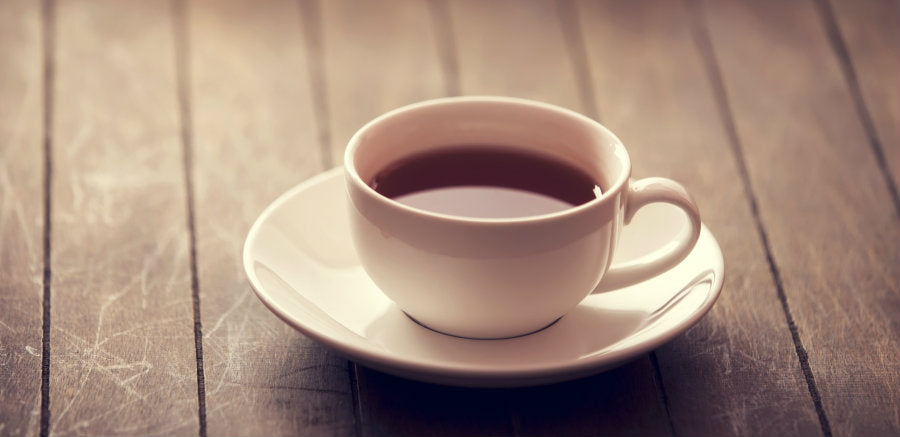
[345,96,701,339]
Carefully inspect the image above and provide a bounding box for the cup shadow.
[353,355,673,437]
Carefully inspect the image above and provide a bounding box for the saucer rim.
[243,167,725,386]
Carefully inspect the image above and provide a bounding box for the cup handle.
[593,177,702,293]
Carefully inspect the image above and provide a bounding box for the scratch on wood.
[0,165,39,265]
[0,318,16,333]
[95,289,131,346]
[203,290,249,339]
[49,325,195,434]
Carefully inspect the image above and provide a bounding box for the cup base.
[403,312,562,340]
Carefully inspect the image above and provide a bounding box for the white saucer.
[243,168,724,387]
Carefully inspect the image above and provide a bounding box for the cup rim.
[344,96,632,225]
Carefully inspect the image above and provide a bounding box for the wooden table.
[2,0,897,435]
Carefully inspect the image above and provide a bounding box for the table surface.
[1,0,898,436]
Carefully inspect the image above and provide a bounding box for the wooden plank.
[48,0,199,434]
[0,0,44,434]
[185,0,356,435]
[448,0,587,114]
[318,0,445,164]
[699,0,900,435]
[828,0,900,199]
[350,2,671,436]
[575,1,824,435]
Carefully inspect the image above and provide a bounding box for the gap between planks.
[39,0,55,435]
[684,0,833,436]
[173,0,208,436]
[812,0,900,220]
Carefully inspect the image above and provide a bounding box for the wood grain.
[828,0,900,198]
[700,0,900,435]
[576,1,824,435]
[0,0,44,434]
[449,0,586,114]
[317,0,445,164]
[185,0,355,435]
[48,0,198,434]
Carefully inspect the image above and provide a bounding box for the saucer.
[243,168,724,387]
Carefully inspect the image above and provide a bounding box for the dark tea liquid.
[370,146,601,218]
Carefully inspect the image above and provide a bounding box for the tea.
[370,146,601,218]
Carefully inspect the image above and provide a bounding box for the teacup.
[345,96,701,339]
